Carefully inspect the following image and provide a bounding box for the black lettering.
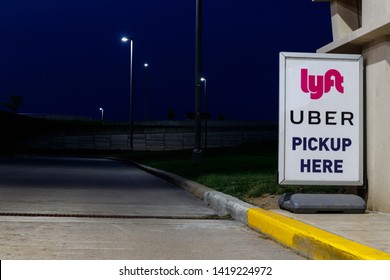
[342,138,352,151]
[308,111,321,125]
[335,160,343,173]
[330,138,341,151]
[326,111,337,125]
[342,112,354,126]
[308,137,318,151]
[312,159,322,173]
[292,137,302,150]
[299,159,343,173]
[300,159,311,173]
[323,159,333,173]
[290,110,303,124]
[318,137,330,151]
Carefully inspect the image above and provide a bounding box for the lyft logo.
[301,68,344,100]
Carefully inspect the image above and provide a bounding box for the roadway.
[0,156,304,259]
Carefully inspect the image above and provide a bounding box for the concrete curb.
[130,161,252,224]
[248,208,390,260]
[116,159,390,260]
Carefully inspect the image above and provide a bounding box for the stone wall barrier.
[26,120,277,151]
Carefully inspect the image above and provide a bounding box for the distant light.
[200,77,206,82]
[99,108,103,111]
[144,63,149,68]
[121,37,129,42]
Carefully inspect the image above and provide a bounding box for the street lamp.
[99,107,104,121]
[193,0,203,163]
[201,77,207,149]
[144,63,149,121]
[121,36,134,150]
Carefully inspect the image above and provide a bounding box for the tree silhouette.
[1,95,23,113]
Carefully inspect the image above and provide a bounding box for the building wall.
[330,0,361,40]
[317,0,390,212]
[362,0,390,26]
[363,37,390,212]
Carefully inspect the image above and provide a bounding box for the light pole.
[121,36,134,150]
[99,107,104,121]
[193,0,203,163]
[201,77,207,149]
[144,63,149,121]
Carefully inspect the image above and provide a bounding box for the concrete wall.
[27,121,277,151]
[363,37,390,212]
[362,0,390,26]
[315,0,390,212]
[329,0,361,40]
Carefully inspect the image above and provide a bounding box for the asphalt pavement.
[3,155,388,260]
[0,156,215,217]
[0,156,304,260]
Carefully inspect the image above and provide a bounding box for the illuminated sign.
[279,52,363,185]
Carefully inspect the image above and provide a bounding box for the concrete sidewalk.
[271,209,390,259]
[133,161,390,260]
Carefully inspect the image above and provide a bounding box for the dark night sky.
[0,0,332,121]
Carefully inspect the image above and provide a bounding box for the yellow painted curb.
[248,208,390,260]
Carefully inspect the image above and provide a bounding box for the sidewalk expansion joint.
[0,212,231,220]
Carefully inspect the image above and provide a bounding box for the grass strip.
[118,142,293,200]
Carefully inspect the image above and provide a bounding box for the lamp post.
[121,36,134,150]
[193,0,203,163]
[144,63,149,121]
[99,107,104,121]
[201,77,207,149]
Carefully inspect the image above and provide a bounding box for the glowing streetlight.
[121,36,134,150]
[99,107,104,121]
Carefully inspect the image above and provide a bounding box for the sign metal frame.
[279,52,364,186]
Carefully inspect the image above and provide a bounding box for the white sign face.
[279,52,363,186]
